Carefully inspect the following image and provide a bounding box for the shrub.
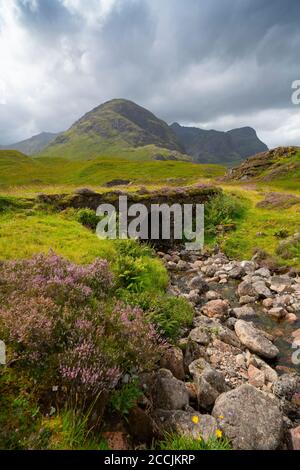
[75,209,101,230]
[205,193,245,238]
[114,255,168,293]
[109,379,143,418]
[0,251,113,307]
[118,291,194,341]
[0,252,165,402]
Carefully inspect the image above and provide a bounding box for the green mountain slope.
[39,99,186,161]
[0,132,58,155]
[170,123,268,166]
[224,146,300,190]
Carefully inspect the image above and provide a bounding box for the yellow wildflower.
[219,415,224,420]
[216,429,223,439]
[197,436,202,442]
[192,415,199,424]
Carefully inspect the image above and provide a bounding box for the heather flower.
[0,251,165,402]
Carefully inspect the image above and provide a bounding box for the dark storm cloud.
[0,0,300,147]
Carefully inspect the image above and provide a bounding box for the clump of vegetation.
[114,240,168,293]
[118,291,194,341]
[75,208,101,230]
[205,192,246,240]
[0,252,165,404]
[109,379,143,419]
[156,433,232,451]
[276,233,300,259]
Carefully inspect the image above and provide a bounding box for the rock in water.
[212,384,283,450]
[234,320,279,359]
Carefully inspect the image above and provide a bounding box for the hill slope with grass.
[0,132,58,155]
[39,99,187,161]
[224,146,300,190]
[0,149,225,192]
[171,123,268,166]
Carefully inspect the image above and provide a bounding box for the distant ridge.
[0,132,59,155]
[170,122,268,166]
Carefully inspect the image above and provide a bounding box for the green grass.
[0,150,225,194]
[218,185,300,266]
[156,433,232,451]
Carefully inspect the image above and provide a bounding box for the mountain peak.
[43,98,183,159]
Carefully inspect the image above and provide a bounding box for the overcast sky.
[1,0,300,147]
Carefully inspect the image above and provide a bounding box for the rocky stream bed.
[129,249,300,450]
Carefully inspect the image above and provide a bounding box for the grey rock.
[153,410,217,442]
[239,295,257,305]
[253,281,272,298]
[188,276,209,293]
[234,320,279,359]
[237,281,257,298]
[255,268,271,278]
[233,306,257,319]
[212,384,283,450]
[189,358,229,410]
[228,266,245,279]
[189,327,210,346]
[205,290,221,301]
[153,369,189,410]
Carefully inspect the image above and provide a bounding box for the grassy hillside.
[0,150,225,193]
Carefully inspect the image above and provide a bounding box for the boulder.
[237,281,257,298]
[234,320,279,359]
[153,410,218,442]
[152,369,189,410]
[205,290,221,301]
[239,295,257,305]
[270,276,293,294]
[240,260,256,273]
[228,265,245,279]
[188,276,209,293]
[268,307,286,319]
[253,281,272,298]
[189,358,229,410]
[212,384,283,450]
[189,327,210,346]
[255,268,271,278]
[233,306,257,319]
[160,347,185,381]
[202,299,229,319]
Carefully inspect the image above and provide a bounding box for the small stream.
[214,280,300,372]
[173,271,300,373]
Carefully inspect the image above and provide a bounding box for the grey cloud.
[0,0,300,147]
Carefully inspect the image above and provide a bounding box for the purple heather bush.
[0,252,165,401]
